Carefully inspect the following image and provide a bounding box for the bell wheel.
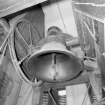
[9,14,43,86]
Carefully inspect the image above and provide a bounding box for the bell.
[27,36,83,82]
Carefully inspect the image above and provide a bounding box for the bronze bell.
[27,35,83,82]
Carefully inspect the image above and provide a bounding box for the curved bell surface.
[27,51,83,82]
[27,39,83,82]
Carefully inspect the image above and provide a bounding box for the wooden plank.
[73,3,105,20]
[0,0,46,18]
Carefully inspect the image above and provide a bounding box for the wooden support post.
[84,59,103,101]
[66,84,91,105]
[88,71,102,101]
[66,86,73,105]
[32,86,41,105]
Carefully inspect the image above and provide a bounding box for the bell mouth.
[27,50,83,83]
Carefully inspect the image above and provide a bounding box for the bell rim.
[28,49,81,62]
[27,50,84,83]
[33,70,83,83]
[27,49,84,72]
